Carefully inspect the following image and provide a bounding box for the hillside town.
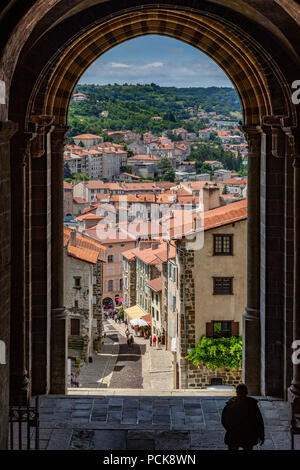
[63,93,248,391]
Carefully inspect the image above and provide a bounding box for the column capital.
[239,125,263,156]
[0,120,18,143]
[262,115,297,158]
[50,124,70,153]
[28,114,55,158]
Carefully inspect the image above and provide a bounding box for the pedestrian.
[125,328,129,338]
[221,383,265,450]
[149,333,152,346]
[71,372,79,388]
[130,334,134,347]
[152,335,157,347]
[127,337,131,347]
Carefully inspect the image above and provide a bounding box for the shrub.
[185,335,242,370]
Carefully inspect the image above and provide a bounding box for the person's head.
[236,383,248,397]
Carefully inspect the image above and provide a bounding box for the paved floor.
[75,319,173,390]
[32,394,298,450]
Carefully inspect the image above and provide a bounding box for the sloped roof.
[146,276,162,292]
[64,227,106,264]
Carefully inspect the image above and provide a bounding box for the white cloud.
[109,61,163,70]
[110,62,131,68]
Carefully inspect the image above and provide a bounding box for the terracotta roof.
[122,246,141,261]
[146,277,162,292]
[73,134,102,139]
[64,227,106,264]
[221,178,247,185]
[169,199,247,239]
[83,226,136,244]
[64,182,73,189]
[73,197,89,204]
[85,181,105,189]
[76,213,104,222]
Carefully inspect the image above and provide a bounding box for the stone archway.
[0,2,300,450]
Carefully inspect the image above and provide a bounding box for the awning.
[141,313,151,325]
[124,305,147,320]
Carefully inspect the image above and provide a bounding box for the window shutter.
[232,321,240,336]
[206,321,214,337]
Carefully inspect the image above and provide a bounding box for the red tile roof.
[64,227,106,264]
[146,277,162,292]
[73,134,102,139]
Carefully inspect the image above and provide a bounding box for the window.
[107,280,113,292]
[107,267,114,276]
[213,234,233,255]
[213,277,233,294]
[120,278,123,291]
[74,300,78,308]
[213,321,232,338]
[107,255,114,263]
[73,277,81,289]
[70,318,80,336]
[152,307,155,317]
[156,310,159,321]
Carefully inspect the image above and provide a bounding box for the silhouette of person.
[221,383,265,450]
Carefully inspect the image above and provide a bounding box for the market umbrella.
[129,318,148,327]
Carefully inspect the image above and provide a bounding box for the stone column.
[10,127,33,406]
[50,125,69,394]
[0,121,17,450]
[30,115,54,395]
[241,126,262,395]
[289,148,300,403]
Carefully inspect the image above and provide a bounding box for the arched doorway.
[1,5,299,438]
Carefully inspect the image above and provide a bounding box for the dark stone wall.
[260,131,285,397]
[0,122,17,450]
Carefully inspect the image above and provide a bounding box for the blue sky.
[79,35,233,88]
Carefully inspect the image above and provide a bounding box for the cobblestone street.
[75,318,173,390]
[40,319,300,451]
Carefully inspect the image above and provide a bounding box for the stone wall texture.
[187,362,242,388]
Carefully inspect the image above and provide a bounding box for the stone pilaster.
[288,128,300,406]
[0,121,17,450]
[29,116,54,395]
[50,124,69,394]
[240,125,262,395]
[10,128,34,406]
[260,116,288,397]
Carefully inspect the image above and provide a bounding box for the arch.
[26,7,295,129]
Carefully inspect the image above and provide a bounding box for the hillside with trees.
[68,83,241,140]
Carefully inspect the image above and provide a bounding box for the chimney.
[70,229,76,246]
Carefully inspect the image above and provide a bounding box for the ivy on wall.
[185,335,242,370]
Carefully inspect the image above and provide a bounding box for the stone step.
[67,388,234,396]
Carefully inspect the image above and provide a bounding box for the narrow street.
[108,322,145,389]
[76,318,173,390]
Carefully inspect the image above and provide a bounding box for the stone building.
[146,277,163,338]
[170,200,247,388]
[64,228,106,362]
[63,181,73,217]
[1,0,300,451]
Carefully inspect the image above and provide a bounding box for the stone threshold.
[67,388,241,396]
